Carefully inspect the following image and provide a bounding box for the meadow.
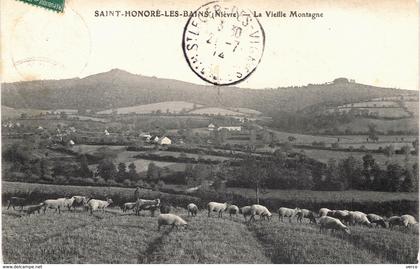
[97,101,203,115]
[2,206,418,264]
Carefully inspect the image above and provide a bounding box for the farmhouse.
[217,126,242,132]
[158,136,172,145]
[208,123,216,131]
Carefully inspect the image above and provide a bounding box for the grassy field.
[226,187,419,204]
[189,107,246,116]
[97,101,203,115]
[2,206,418,263]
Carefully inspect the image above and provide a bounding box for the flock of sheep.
[6,196,419,235]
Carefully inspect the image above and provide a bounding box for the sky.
[1,0,418,90]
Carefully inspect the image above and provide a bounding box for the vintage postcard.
[1,0,419,265]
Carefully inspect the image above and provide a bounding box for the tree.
[400,145,411,162]
[238,154,269,204]
[386,163,404,192]
[96,159,116,181]
[338,156,363,190]
[79,155,93,178]
[128,162,140,182]
[368,123,378,142]
[147,162,160,183]
[116,162,128,183]
[384,145,395,160]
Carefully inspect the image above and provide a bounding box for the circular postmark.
[11,7,91,81]
[182,1,265,86]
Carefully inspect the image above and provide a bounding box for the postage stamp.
[16,0,64,12]
[182,1,265,86]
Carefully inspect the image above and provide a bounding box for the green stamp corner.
[16,0,65,13]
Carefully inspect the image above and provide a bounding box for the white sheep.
[319,216,351,235]
[250,204,272,222]
[42,199,65,214]
[296,209,317,224]
[187,203,198,217]
[319,208,331,217]
[367,213,388,228]
[239,206,252,220]
[135,198,160,216]
[87,198,113,215]
[328,210,350,224]
[227,205,239,218]
[207,202,228,218]
[401,215,418,227]
[278,207,300,222]
[122,202,137,213]
[348,211,373,227]
[57,197,75,211]
[157,213,187,230]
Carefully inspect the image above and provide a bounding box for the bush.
[123,179,132,187]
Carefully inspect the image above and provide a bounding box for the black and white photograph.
[0,0,419,265]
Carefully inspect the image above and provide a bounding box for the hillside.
[1,69,414,114]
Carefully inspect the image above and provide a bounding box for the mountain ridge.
[2,69,416,113]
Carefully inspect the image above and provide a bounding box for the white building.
[208,123,216,131]
[217,126,242,132]
[158,136,172,145]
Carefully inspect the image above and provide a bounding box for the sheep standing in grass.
[157,214,187,230]
[70,196,88,211]
[296,209,317,224]
[227,205,239,218]
[348,211,373,227]
[250,204,272,222]
[278,207,300,222]
[401,215,418,227]
[26,203,44,216]
[87,198,113,215]
[135,198,160,216]
[239,206,252,221]
[328,210,350,225]
[388,216,404,229]
[367,213,388,228]
[319,216,351,235]
[42,199,65,214]
[7,197,26,211]
[57,197,75,211]
[187,203,198,217]
[319,208,331,217]
[207,202,228,218]
[122,202,136,213]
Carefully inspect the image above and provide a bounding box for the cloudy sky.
[1,0,418,90]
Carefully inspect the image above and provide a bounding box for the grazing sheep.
[239,206,252,221]
[388,216,404,228]
[319,208,331,217]
[187,203,198,217]
[26,203,44,216]
[42,199,65,214]
[278,207,300,222]
[328,210,350,224]
[135,198,160,216]
[227,205,239,218]
[207,202,228,218]
[319,216,351,235]
[296,209,317,224]
[250,204,272,222]
[7,197,26,211]
[367,213,388,228]
[70,196,88,210]
[57,197,75,211]
[348,211,373,227]
[157,214,187,230]
[122,202,137,213]
[401,215,418,227]
[87,198,113,215]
